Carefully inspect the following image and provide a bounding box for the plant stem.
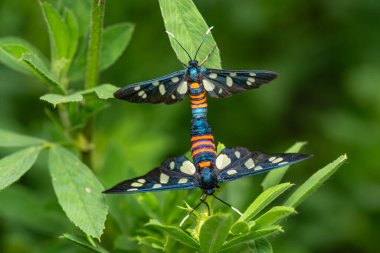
[82,0,106,167]
[85,0,105,89]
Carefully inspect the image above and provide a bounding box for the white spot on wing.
[230,72,237,77]
[171,76,179,83]
[278,161,288,166]
[138,90,145,97]
[159,84,166,95]
[171,94,176,99]
[218,88,223,94]
[153,184,161,188]
[209,73,218,79]
[177,81,188,94]
[245,158,255,169]
[216,154,231,170]
[170,161,175,170]
[248,77,255,83]
[235,151,241,158]
[134,86,140,91]
[249,73,256,76]
[160,173,169,184]
[131,182,143,187]
[226,76,233,87]
[203,79,215,91]
[254,166,263,170]
[180,161,196,175]
[178,178,188,184]
[269,157,276,162]
[273,157,284,163]
[127,188,138,191]
[227,169,237,175]
[137,179,146,183]
[142,93,147,99]
[152,81,160,86]
[246,81,253,86]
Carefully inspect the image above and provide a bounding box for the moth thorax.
[199,167,218,191]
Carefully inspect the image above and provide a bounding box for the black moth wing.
[103,156,199,194]
[202,69,278,98]
[215,147,311,183]
[114,70,188,104]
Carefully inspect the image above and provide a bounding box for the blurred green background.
[1,0,379,252]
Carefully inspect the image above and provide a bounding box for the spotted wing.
[202,69,278,98]
[114,70,188,104]
[215,147,311,183]
[103,156,199,194]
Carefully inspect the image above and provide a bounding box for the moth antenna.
[213,194,243,216]
[179,193,208,226]
[166,31,192,61]
[194,26,214,61]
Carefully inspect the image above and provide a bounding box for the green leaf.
[159,0,221,68]
[41,2,70,61]
[60,234,109,253]
[64,8,79,61]
[199,215,233,253]
[40,84,118,107]
[0,37,47,74]
[218,226,282,251]
[284,155,347,207]
[216,142,226,155]
[23,54,65,93]
[147,219,200,249]
[101,22,134,70]
[253,206,296,229]
[0,147,40,190]
[0,129,45,147]
[251,239,273,253]
[70,22,134,80]
[48,146,108,239]
[0,39,64,93]
[238,183,293,223]
[230,221,250,235]
[262,142,307,191]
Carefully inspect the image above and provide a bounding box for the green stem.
[82,0,106,167]
[85,0,105,89]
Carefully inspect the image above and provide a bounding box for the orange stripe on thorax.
[191,148,216,157]
[191,140,215,150]
[189,91,206,99]
[198,161,211,168]
[190,82,201,89]
[191,135,214,142]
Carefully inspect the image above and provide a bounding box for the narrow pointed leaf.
[262,142,307,190]
[200,215,233,253]
[0,147,40,190]
[251,238,273,253]
[218,226,282,251]
[147,219,199,249]
[48,146,107,239]
[253,206,296,229]
[60,234,109,253]
[159,0,221,68]
[41,2,70,61]
[284,155,347,207]
[0,129,45,147]
[238,183,293,223]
